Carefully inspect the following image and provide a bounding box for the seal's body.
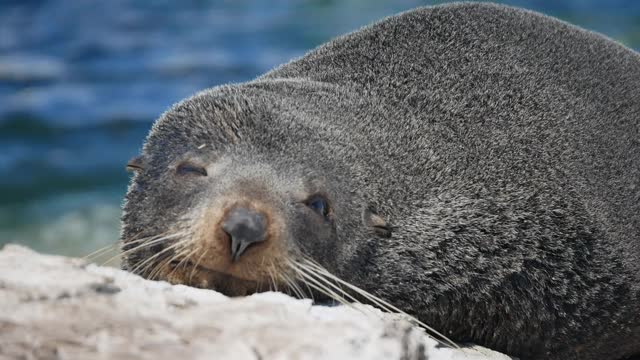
[121,3,640,359]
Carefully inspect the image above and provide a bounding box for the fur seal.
[120,3,640,359]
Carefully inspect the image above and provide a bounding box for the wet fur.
[122,3,640,359]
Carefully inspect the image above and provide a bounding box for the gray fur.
[122,3,640,359]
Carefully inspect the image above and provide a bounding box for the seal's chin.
[167,260,272,297]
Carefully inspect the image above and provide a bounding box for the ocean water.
[1,0,639,259]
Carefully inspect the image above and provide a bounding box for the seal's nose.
[222,207,268,262]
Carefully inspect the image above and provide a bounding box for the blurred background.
[1,0,640,260]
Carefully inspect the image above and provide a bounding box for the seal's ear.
[362,206,393,238]
[126,156,145,172]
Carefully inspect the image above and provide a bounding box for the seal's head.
[121,87,374,297]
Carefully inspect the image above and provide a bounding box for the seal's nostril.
[222,207,268,262]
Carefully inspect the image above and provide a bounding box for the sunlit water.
[1,0,639,259]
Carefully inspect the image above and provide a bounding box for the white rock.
[0,244,514,360]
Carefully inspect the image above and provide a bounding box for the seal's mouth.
[169,259,273,296]
[171,260,254,282]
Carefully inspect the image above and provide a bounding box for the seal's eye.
[306,196,330,218]
[176,162,208,177]
[126,156,145,172]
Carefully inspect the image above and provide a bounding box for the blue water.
[1,0,639,257]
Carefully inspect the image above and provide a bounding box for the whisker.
[288,261,352,308]
[267,263,278,292]
[280,274,295,297]
[300,259,459,349]
[119,231,182,257]
[102,231,185,267]
[119,230,172,252]
[130,238,186,276]
[146,244,188,281]
[293,261,360,304]
[84,229,150,261]
[283,271,307,299]
[256,256,267,293]
[147,255,173,281]
[189,247,209,283]
[151,240,194,280]
[291,269,350,308]
[87,230,166,262]
[167,246,198,280]
[271,262,280,293]
[83,243,118,261]
[298,271,316,303]
[280,269,305,299]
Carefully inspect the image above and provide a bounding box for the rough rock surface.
[0,245,513,360]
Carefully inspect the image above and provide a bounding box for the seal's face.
[121,90,350,296]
